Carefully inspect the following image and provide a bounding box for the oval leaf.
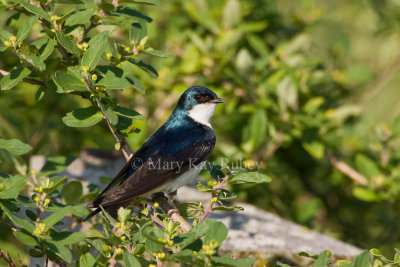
[228,172,271,184]
[62,106,103,127]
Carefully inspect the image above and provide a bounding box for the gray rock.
[30,151,362,266]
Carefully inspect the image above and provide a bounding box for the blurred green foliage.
[1,0,400,262]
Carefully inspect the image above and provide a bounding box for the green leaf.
[0,204,35,232]
[178,202,204,218]
[212,253,255,267]
[29,248,44,258]
[55,31,80,55]
[115,106,144,120]
[130,0,161,4]
[0,174,26,199]
[51,231,86,245]
[19,54,46,71]
[277,262,291,267]
[353,250,372,267]
[302,141,325,159]
[17,15,38,42]
[223,0,241,27]
[0,138,32,156]
[228,172,271,184]
[391,116,400,138]
[244,109,267,150]
[130,21,147,45]
[42,206,77,228]
[96,70,130,90]
[46,241,72,263]
[247,34,269,57]
[355,154,380,179]
[0,67,31,91]
[65,9,94,26]
[40,38,56,60]
[19,1,51,21]
[217,189,237,200]
[53,71,87,92]
[142,48,174,58]
[115,6,152,22]
[168,250,200,265]
[276,76,297,109]
[62,106,103,127]
[127,58,158,77]
[337,260,353,267]
[206,164,225,180]
[80,252,97,267]
[40,156,76,176]
[303,97,325,114]
[312,250,330,267]
[212,205,244,212]
[13,230,39,246]
[61,181,83,204]
[203,220,228,246]
[125,73,145,93]
[81,31,109,70]
[44,176,67,195]
[0,29,12,42]
[369,248,383,257]
[145,239,163,255]
[352,187,384,202]
[101,106,118,126]
[123,252,142,267]
[117,207,131,223]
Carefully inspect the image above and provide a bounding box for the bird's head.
[175,86,223,127]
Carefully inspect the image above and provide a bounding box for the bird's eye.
[194,94,201,100]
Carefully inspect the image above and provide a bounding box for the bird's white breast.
[188,103,217,128]
[144,161,206,197]
[162,161,206,193]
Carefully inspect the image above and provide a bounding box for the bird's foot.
[167,208,179,216]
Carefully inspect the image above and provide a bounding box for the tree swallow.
[84,86,223,220]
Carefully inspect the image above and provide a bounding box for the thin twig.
[265,131,284,159]
[152,193,190,233]
[0,69,10,76]
[82,76,133,159]
[150,212,164,228]
[103,114,132,160]
[109,254,116,267]
[200,171,231,221]
[328,154,368,185]
[0,250,17,267]
[22,78,46,86]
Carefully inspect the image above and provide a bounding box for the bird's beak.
[209,98,224,104]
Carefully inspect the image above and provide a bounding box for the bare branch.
[200,171,231,221]
[82,76,133,160]
[265,131,284,159]
[0,250,17,267]
[0,69,10,76]
[22,78,46,86]
[152,193,190,233]
[328,154,368,185]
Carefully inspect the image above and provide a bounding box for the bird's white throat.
[188,103,217,128]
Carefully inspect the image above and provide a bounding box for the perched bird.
[83,86,223,220]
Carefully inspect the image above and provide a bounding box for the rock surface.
[30,150,363,266]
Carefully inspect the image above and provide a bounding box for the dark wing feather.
[91,143,150,207]
[97,141,214,208]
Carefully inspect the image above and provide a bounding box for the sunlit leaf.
[62,106,103,127]
[0,67,31,91]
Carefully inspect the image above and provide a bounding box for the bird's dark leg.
[152,192,178,216]
[152,192,190,232]
[168,190,179,210]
